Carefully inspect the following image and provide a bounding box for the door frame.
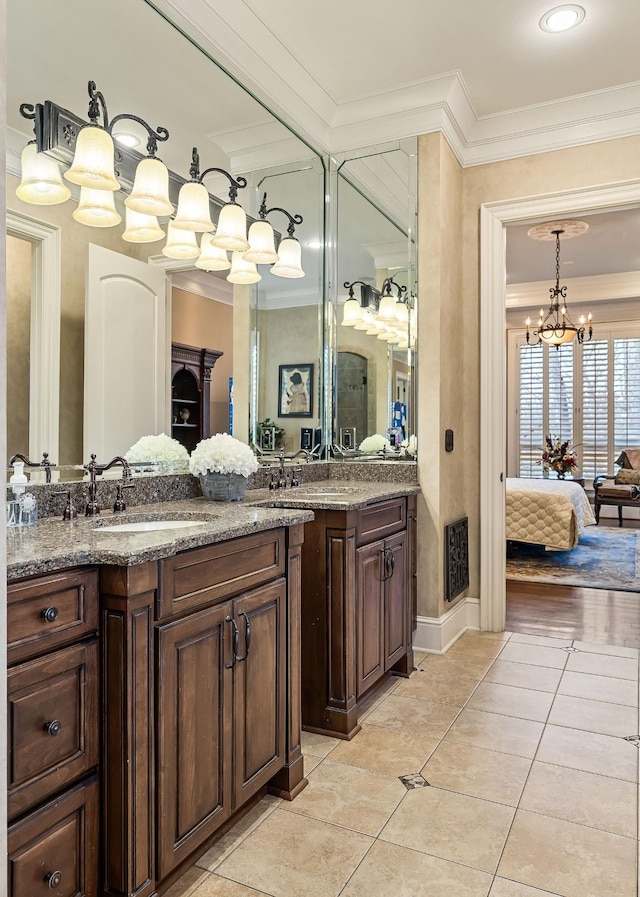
[480,178,640,631]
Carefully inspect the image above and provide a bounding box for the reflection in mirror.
[6,0,324,479]
[332,144,417,458]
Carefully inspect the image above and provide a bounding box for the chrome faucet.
[84,454,132,516]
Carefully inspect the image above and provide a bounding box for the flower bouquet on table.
[125,433,190,473]
[539,435,578,478]
[189,433,259,501]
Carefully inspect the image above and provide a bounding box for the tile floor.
[166,630,640,897]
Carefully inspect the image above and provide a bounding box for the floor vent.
[445,517,469,602]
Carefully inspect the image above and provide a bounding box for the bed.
[506,477,596,550]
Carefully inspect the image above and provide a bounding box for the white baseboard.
[414,596,481,654]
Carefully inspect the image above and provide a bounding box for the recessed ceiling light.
[113,133,140,148]
[539,4,585,32]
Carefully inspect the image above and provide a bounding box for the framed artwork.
[278,363,313,418]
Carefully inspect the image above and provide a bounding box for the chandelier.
[525,226,592,347]
[15,80,305,281]
[341,276,414,348]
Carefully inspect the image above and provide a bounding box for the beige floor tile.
[565,651,638,680]
[358,676,400,720]
[419,653,494,678]
[192,876,270,896]
[558,670,639,706]
[214,809,372,897]
[548,693,638,737]
[573,640,639,659]
[197,796,282,872]
[301,730,341,758]
[446,638,506,659]
[461,629,513,642]
[483,659,563,693]
[329,723,438,776]
[519,761,637,838]
[164,868,210,897]
[303,753,322,775]
[466,681,554,722]
[392,669,479,705]
[489,879,563,896]
[365,694,459,738]
[413,649,430,665]
[445,708,544,758]
[498,642,568,669]
[422,741,532,806]
[508,633,573,648]
[279,759,405,836]
[380,786,515,873]
[497,810,637,897]
[536,724,638,782]
[340,840,492,897]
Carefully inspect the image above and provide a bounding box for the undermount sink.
[293,492,346,497]
[96,520,209,533]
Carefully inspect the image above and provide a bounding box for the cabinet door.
[384,531,408,670]
[233,580,286,808]
[355,541,385,698]
[156,601,233,879]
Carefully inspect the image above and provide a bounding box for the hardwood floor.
[506,515,640,649]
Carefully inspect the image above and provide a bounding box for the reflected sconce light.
[342,277,410,342]
[162,220,200,259]
[525,226,593,348]
[341,280,369,327]
[195,233,231,271]
[247,192,305,278]
[122,207,164,243]
[73,186,121,227]
[16,104,71,205]
[227,251,261,284]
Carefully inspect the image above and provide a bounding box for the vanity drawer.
[8,569,99,664]
[8,775,98,897]
[356,498,406,545]
[158,529,286,619]
[8,640,99,820]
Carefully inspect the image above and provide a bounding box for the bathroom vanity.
[6,502,312,897]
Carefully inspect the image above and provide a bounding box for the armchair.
[593,449,640,526]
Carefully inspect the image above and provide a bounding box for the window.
[508,324,640,481]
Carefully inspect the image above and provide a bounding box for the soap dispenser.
[7,460,38,526]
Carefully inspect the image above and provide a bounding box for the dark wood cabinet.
[171,341,223,452]
[301,496,415,739]
[6,569,100,897]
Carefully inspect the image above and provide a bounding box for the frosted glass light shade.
[243,219,277,263]
[162,220,200,259]
[341,297,361,326]
[64,124,120,191]
[212,203,249,251]
[73,186,121,227]
[377,293,399,324]
[540,326,577,345]
[227,251,261,284]
[173,181,215,232]
[122,207,164,243]
[354,308,374,331]
[271,237,304,279]
[195,233,231,271]
[125,157,173,216]
[17,143,71,205]
[395,302,409,325]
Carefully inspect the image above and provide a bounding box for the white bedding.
[506,477,596,550]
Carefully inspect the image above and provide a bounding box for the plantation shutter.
[613,337,640,458]
[518,344,544,476]
[547,343,574,457]
[581,339,609,480]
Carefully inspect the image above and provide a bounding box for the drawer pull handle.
[44,720,62,737]
[44,871,62,889]
[41,606,59,623]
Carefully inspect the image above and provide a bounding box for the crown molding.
[507,270,640,308]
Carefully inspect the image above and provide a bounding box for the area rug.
[506,526,640,592]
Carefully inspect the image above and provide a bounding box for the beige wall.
[418,131,640,620]
[6,233,30,458]
[171,287,233,435]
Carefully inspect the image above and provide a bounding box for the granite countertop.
[7,479,419,581]
[6,499,314,581]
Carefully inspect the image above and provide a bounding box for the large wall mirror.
[6,0,324,476]
[330,142,417,456]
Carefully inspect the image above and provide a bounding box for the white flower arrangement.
[400,435,417,458]
[359,433,392,453]
[125,433,189,465]
[189,433,259,478]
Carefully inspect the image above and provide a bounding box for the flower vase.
[199,471,248,502]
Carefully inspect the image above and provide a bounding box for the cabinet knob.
[44,720,62,737]
[44,871,62,889]
[40,606,59,623]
